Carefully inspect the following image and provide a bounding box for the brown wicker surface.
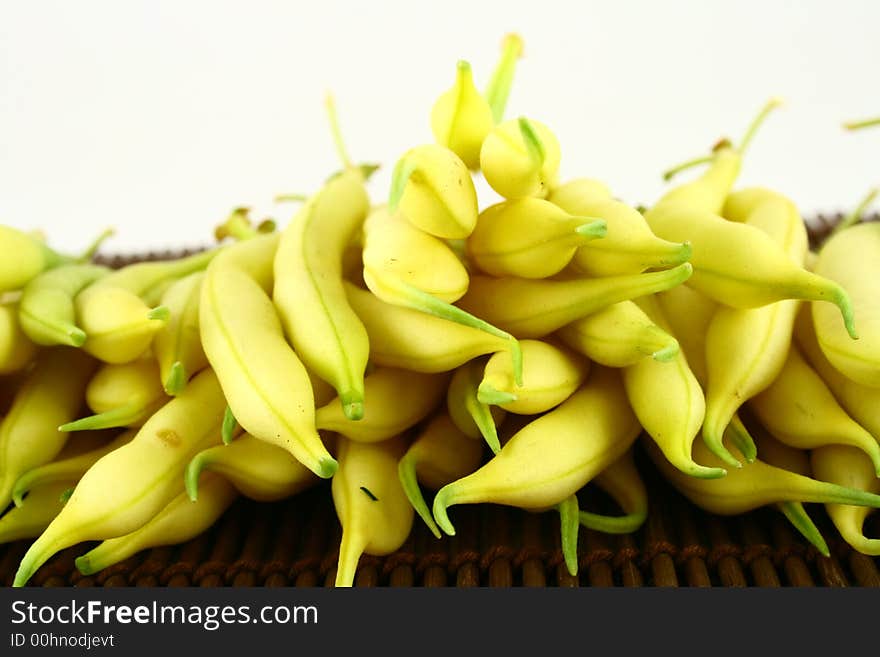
[3,443,879,587]
[2,211,878,587]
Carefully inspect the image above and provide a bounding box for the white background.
[1,0,878,255]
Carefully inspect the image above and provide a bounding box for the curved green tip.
[835,187,878,235]
[343,402,363,422]
[476,382,517,407]
[147,305,170,322]
[844,117,880,131]
[164,361,187,396]
[467,398,502,455]
[13,542,54,587]
[778,501,830,557]
[485,33,524,123]
[558,495,580,577]
[77,227,115,262]
[185,455,204,502]
[59,419,89,432]
[12,474,33,507]
[398,456,442,539]
[518,117,545,167]
[68,327,87,347]
[825,484,880,509]
[578,509,648,535]
[341,392,364,422]
[575,219,608,239]
[221,406,237,445]
[725,417,757,464]
[833,286,858,340]
[661,154,713,182]
[683,462,727,480]
[59,401,140,432]
[275,193,308,204]
[388,156,418,213]
[868,444,880,479]
[738,96,784,156]
[382,278,523,386]
[74,554,96,576]
[509,338,523,388]
[431,486,457,536]
[701,430,743,470]
[12,488,25,508]
[651,339,680,362]
[317,457,339,479]
[676,241,693,264]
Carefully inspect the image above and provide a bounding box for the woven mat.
[3,442,879,587]
[2,212,879,587]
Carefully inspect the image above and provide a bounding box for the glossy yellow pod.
[76,473,238,576]
[430,60,494,170]
[655,98,781,215]
[645,435,880,515]
[556,300,679,367]
[344,281,519,377]
[702,191,806,464]
[0,348,97,510]
[18,263,109,348]
[274,168,371,421]
[0,299,38,375]
[432,365,641,534]
[477,338,589,415]
[332,435,414,587]
[812,221,880,387]
[152,270,208,396]
[794,304,880,438]
[200,234,336,479]
[546,177,613,210]
[749,420,830,556]
[553,196,691,277]
[811,445,880,556]
[654,283,717,384]
[480,117,561,199]
[0,481,74,545]
[0,225,80,293]
[185,432,322,503]
[643,203,857,339]
[456,262,693,339]
[622,295,723,479]
[76,249,218,364]
[315,367,449,443]
[359,207,521,371]
[466,198,606,279]
[388,144,478,239]
[652,283,756,462]
[61,358,167,432]
[445,358,505,454]
[655,147,742,215]
[719,185,809,238]
[749,344,880,474]
[13,367,227,587]
[362,207,469,304]
[398,412,485,538]
[12,428,136,507]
